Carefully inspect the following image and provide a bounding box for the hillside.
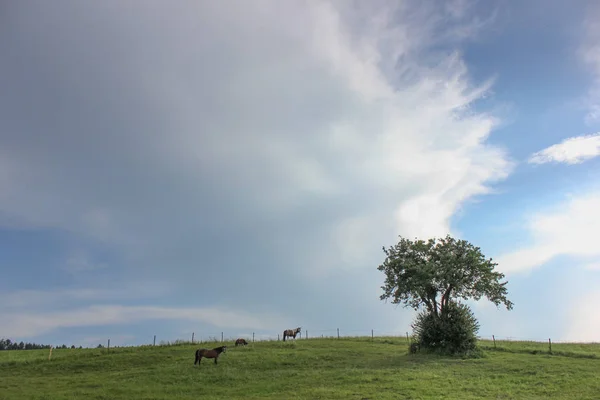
[1,337,599,399]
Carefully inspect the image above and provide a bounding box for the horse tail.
[282,330,286,341]
[194,349,200,365]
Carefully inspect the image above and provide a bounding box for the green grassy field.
[1,337,599,399]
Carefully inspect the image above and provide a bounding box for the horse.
[194,345,227,365]
[235,338,248,346]
[282,327,301,341]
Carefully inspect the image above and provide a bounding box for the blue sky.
[1,0,600,347]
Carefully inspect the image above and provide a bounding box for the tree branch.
[421,295,434,314]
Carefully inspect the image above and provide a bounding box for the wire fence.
[106,328,599,349]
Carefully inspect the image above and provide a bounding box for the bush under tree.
[377,234,513,355]
[411,301,480,355]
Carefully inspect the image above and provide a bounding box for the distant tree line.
[0,338,82,350]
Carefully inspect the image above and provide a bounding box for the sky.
[1,0,600,347]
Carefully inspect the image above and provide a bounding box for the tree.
[378,234,513,318]
[378,234,513,354]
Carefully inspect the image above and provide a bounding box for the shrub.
[411,301,480,355]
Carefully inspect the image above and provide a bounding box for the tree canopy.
[377,234,513,318]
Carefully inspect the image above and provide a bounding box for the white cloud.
[564,290,600,343]
[0,0,511,249]
[583,262,600,271]
[528,133,600,165]
[1,305,292,338]
[496,190,600,274]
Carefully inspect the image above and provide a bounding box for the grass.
[1,337,599,399]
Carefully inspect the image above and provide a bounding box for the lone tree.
[378,234,513,354]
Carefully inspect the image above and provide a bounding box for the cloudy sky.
[1,0,600,347]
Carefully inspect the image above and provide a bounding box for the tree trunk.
[440,285,453,316]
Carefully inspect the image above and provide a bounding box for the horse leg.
[214,356,218,365]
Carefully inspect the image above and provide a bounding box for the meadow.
[1,337,599,400]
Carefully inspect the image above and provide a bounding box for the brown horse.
[235,338,248,346]
[194,345,227,365]
[282,327,301,341]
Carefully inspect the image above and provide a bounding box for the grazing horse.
[194,345,227,366]
[282,327,301,341]
[235,338,248,346]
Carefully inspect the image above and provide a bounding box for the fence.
[155,328,409,345]
[93,328,599,350]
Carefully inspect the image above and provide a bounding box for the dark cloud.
[0,0,511,338]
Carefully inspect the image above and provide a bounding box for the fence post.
[107,339,110,353]
[278,334,280,341]
[337,328,340,339]
[153,335,156,346]
[548,338,552,353]
[48,346,53,361]
[492,335,496,348]
[306,330,308,339]
[406,332,409,342]
[253,332,255,343]
[371,329,374,339]
[221,332,224,342]
[192,332,195,343]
